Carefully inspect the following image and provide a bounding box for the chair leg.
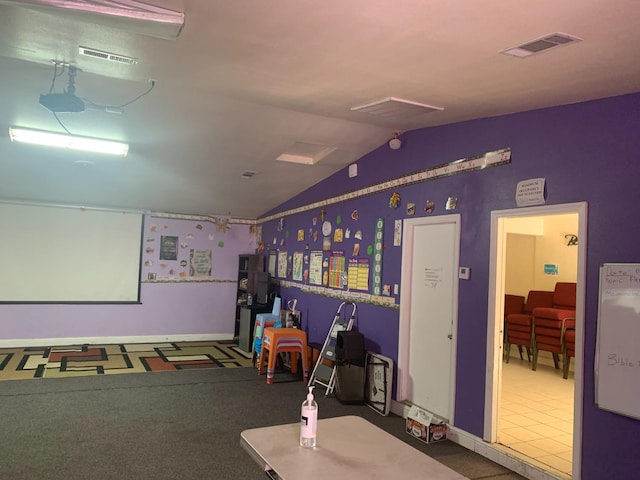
[505,342,511,363]
[517,345,524,360]
[563,354,571,379]
[532,347,538,371]
[552,353,560,369]
[257,347,266,375]
[266,347,277,384]
[525,347,532,363]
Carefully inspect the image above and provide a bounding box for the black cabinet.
[238,305,271,353]
[235,254,264,337]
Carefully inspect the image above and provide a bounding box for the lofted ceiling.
[0,0,639,219]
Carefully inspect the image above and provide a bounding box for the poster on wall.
[268,250,277,277]
[189,249,212,277]
[292,251,304,281]
[372,218,384,295]
[159,235,178,260]
[277,250,288,278]
[347,258,370,291]
[309,250,323,285]
[329,250,346,289]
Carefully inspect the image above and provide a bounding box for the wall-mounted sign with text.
[516,178,546,207]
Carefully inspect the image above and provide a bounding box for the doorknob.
[447,334,453,339]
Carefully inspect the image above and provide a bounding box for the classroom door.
[398,215,460,421]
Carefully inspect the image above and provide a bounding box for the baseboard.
[0,333,235,348]
[390,400,568,480]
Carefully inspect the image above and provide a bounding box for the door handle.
[447,334,453,340]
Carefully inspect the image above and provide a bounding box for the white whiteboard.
[595,263,640,419]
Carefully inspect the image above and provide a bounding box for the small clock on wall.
[322,220,332,237]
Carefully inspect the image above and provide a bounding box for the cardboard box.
[406,406,447,443]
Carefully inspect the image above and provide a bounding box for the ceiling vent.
[500,33,583,58]
[351,97,443,118]
[241,170,257,179]
[276,142,336,166]
[79,46,138,65]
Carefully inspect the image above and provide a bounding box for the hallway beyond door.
[499,350,573,478]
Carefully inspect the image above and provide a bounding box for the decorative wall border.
[150,212,256,225]
[276,279,399,309]
[141,278,237,284]
[258,148,511,223]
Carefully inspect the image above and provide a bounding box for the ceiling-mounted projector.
[39,93,85,113]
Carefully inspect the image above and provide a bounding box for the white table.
[240,415,468,479]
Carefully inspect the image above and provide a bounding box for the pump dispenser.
[300,386,318,448]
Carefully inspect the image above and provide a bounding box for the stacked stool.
[257,327,309,384]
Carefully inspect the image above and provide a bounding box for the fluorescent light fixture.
[9,127,129,156]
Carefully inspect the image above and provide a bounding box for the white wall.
[505,214,578,298]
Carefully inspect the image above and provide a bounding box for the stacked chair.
[563,326,576,379]
[505,290,554,363]
[531,282,576,372]
[503,294,524,358]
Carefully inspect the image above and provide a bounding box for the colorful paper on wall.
[277,250,288,278]
[348,258,370,291]
[292,251,304,281]
[328,250,346,288]
[309,250,323,285]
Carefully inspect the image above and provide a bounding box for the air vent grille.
[501,33,582,58]
[79,46,138,65]
[351,97,443,118]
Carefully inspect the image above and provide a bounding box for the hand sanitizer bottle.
[300,386,317,448]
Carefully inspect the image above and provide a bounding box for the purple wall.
[260,93,640,479]
[0,215,255,342]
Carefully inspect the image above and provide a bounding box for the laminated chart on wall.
[348,258,370,291]
[277,250,288,278]
[309,250,323,285]
[372,218,384,295]
[292,251,304,281]
[329,251,346,288]
[268,251,277,277]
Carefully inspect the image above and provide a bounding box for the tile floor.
[499,349,574,478]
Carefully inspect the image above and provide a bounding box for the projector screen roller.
[0,202,143,303]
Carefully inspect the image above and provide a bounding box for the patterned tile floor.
[0,341,254,380]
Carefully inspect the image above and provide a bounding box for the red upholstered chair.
[503,294,524,359]
[563,327,576,379]
[505,291,554,363]
[532,282,576,371]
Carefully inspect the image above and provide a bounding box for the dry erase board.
[595,263,640,420]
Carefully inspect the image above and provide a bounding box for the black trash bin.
[334,331,366,404]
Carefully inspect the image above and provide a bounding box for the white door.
[398,215,460,421]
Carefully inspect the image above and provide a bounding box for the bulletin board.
[595,263,640,420]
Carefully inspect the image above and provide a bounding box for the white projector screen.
[0,202,143,303]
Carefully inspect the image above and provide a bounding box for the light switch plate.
[459,267,470,280]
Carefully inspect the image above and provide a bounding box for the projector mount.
[39,61,86,113]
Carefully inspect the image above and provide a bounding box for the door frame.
[484,202,586,479]
[398,214,460,423]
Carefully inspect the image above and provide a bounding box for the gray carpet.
[0,367,525,479]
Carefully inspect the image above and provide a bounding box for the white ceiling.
[1,0,639,219]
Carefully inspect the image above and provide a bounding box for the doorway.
[397,214,460,422]
[485,203,586,479]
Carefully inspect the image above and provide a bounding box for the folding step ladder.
[307,302,357,396]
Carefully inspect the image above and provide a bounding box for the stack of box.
[405,405,447,443]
